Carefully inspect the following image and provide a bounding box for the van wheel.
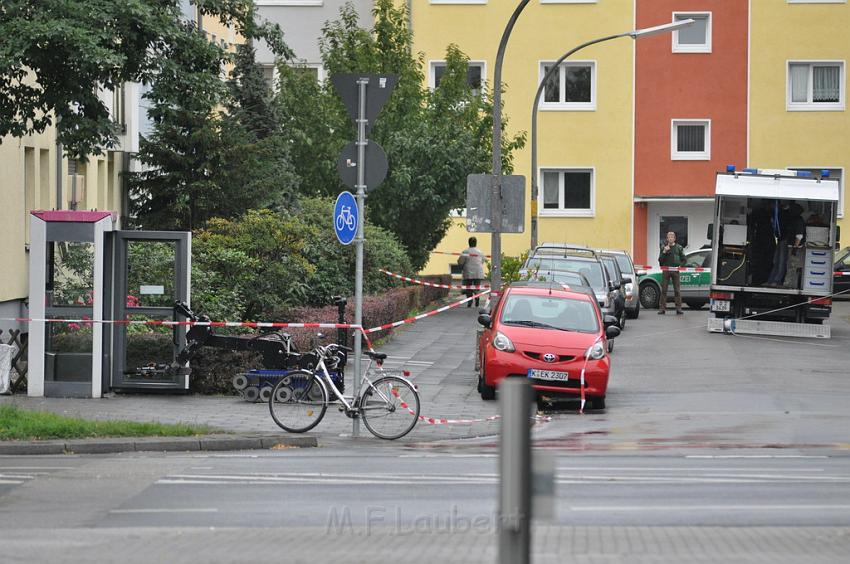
[589,396,606,410]
[639,282,660,309]
[685,300,705,310]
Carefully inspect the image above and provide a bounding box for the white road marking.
[0,479,26,485]
[686,455,829,459]
[567,504,850,512]
[108,508,219,514]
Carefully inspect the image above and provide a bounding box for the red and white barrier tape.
[380,269,491,290]
[362,290,491,334]
[389,389,550,425]
[836,272,850,277]
[659,266,709,273]
[0,317,358,330]
[430,250,491,259]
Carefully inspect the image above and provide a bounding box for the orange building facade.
[634,0,749,266]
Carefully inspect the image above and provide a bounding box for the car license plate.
[711,299,730,312]
[528,369,569,382]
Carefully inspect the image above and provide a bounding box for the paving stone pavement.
[1,303,502,445]
[0,526,848,564]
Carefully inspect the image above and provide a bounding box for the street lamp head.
[629,19,695,39]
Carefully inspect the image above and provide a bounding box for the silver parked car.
[596,249,641,319]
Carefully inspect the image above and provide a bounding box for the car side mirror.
[608,282,618,292]
[606,326,621,340]
[603,315,618,327]
[621,278,629,286]
[477,314,491,329]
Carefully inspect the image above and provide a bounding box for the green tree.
[316,0,526,269]
[129,5,295,230]
[0,0,285,159]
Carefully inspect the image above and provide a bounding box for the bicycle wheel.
[269,370,328,433]
[360,376,420,440]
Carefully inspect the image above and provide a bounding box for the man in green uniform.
[658,231,686,315]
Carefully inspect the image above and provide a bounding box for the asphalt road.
[1,303,849,563]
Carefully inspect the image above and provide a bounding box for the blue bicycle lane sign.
[334,191,358,245]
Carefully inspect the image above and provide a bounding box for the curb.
[0,433,317,455]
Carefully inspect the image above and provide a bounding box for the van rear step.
[707,317,830,339]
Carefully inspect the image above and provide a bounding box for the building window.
[671,119,711,160]
[429,61,485,96]
[539,61,595,110]
[540,168,594,216]
[289,64,324,82]
[787,61,845,111]
[788,167,844,218]
[260,64,277,91]
[672,12,711,53]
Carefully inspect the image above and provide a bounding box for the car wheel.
[685,300,705,310]
[479,365,496,401]
[626,302,640,319]
[639,282,660,309]
[618,310,626,330]
[589,396,606,410]
[607,339,614,353]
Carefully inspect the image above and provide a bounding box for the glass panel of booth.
[122,313,179,383]
[46,242,95,307]
[127,240,177,308]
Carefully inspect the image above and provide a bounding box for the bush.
[296,197,413,306]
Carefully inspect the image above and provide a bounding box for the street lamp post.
[529,19,695,249]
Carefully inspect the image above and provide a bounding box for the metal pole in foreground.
[499,377,532,564]
[491,0,531,294]
[352,77,369,438]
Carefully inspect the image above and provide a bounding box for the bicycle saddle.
[365,351,388,361]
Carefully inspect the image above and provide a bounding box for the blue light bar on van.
[742,168,758,174]
[796,170,813,177]
[726,164,736,172]
[821,170,831,178]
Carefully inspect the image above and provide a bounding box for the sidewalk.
[0,301,499,447]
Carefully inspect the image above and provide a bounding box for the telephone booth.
[27,211,191,398]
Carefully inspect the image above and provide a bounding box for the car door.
[680,250,710,299]
[835,248,850,295]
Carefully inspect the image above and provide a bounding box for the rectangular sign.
[466,174,525,233]
[139,285,165,295]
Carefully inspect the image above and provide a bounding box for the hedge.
[189,275,450,394]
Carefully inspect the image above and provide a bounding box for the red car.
[477,281,621,409]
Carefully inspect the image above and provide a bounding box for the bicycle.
[336,206,356,232]
[268,343,421,440]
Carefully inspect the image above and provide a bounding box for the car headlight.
[492,331,515,352]
[586,342,605,360]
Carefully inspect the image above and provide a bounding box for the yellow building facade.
[749,0,849,235]
[412,0,636,275]
[0,125,123,310]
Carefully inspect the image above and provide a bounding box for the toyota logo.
[542,353,557,363]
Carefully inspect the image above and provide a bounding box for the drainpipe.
[55,117,62,210]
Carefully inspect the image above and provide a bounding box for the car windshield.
[526,258,604,290]
[532,270,586,287]
[500,293,599,333]
[613,254,632,274]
